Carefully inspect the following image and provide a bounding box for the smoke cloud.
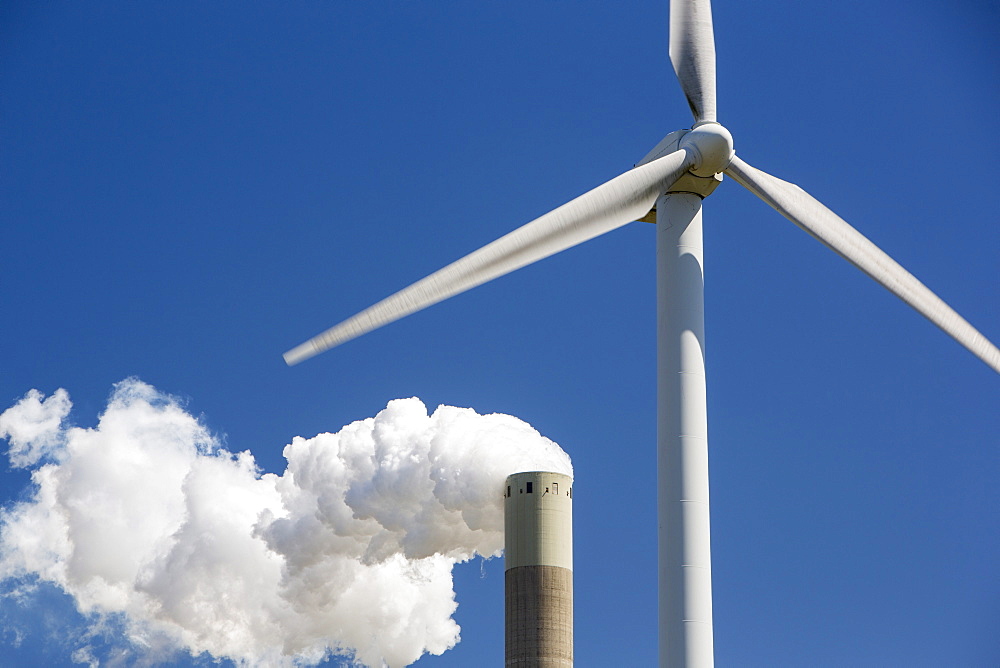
[0,378,572,667]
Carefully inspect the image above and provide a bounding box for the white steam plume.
[0,378,572,667]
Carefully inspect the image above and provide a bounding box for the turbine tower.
[283,1,1000,665]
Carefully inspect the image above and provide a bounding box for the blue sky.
[2,1,998,666]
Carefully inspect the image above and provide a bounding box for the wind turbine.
[283,0,1000,665]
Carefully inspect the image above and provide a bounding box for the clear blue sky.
[2,1,998,666]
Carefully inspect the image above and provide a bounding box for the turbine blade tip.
[282,342,316,367]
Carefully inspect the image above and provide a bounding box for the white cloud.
[0,388,71,467]
[0,378,572,667]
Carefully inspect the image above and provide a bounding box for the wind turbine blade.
[284,149,695,365]
[670,0,717,124]
[725,155,1000,373]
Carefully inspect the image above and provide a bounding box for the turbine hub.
[681,122,734,177]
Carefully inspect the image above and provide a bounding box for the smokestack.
[504,471,573,668]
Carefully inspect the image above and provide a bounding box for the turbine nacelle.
[634,126,729,216]
[681,122,734,177]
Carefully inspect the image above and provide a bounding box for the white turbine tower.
[283,1,1000,666]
